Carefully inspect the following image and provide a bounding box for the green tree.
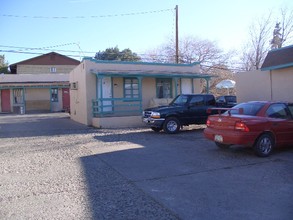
[95,46,141,61]
[0,55,10,74]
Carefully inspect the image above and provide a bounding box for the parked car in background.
[216,95,237,108]
[204,101,293,157]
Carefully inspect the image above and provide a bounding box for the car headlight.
[151,112,160,119]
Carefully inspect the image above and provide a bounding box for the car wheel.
[215,142,231,149]
[253,133,274,157]
[151,127,162,132]
[163,117,180,134]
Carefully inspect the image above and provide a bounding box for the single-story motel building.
[70,58,213,128]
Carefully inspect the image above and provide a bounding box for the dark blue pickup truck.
[142,94,217,134]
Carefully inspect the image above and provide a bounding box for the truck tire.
[163,117,180,134]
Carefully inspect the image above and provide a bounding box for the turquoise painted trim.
[49,87,52,112]
[206,79,210,93]
[83,56,200,66]
[99,76,103,110]
[138,77,142,112]
[92,97,141,117]
[123,77,139,99]
[261,62,293,71]
[0,85,69,89]
[92,72,212,79]
[95,76,98,101]
[23,88,26,113]
[174,78,178,97]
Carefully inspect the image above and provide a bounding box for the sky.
[1,0,292,65]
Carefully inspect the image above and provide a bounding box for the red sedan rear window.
[288,104,293,117]
[229,103,265,116]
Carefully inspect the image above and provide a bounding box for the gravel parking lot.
[0,113,292,220]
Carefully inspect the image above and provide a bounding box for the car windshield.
[228,102,265,116]
[171,95,189,105]
[226,96,236,103]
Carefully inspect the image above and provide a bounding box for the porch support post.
[174,78,179,96]
[191,78,194,93]
[99,75,103,114]
[95,75,99,100]
[23,87,26,113]
[137,76,143,112]
[49,86,52,112]
[206,78,210,94]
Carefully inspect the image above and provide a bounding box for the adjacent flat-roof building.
[0,52,80,113]
[236,45,293,103]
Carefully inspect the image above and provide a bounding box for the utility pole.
[175,5,179,64]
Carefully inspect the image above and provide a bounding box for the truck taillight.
[235,121,249,132]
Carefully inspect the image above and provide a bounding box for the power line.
[0,49,81,58]
[1,8,173,19]
[0,44,94,54]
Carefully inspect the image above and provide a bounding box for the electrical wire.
[1,49,245,72]
[1,8,174,19]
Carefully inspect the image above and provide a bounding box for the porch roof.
[0,74,69,89]
[91,70,214,80]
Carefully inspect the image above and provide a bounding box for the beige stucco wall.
[25,88,49,100]
[88,61,200,73]
[92,116,144,128]
[24,88,65,112]
[236,67,293,103]
[270,67,293,102]
[70,63,89,125]
[17,65,77,74]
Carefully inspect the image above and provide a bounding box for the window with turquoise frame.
[124,78,139,99]
[13,88,24,104]
[156,78,172,98]
[51,88,58,102]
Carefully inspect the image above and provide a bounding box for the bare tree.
[240,14,272,71]
[279,7,293,47]
[240,7,293,71]
[144,36,231,67]
[143,36,236,95]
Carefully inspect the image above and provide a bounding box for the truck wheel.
[253,133,274,157]
[163,117,180,134]
[151,127,162,132]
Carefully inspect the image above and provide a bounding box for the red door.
[1,89,11,112]
[62,88,70,112]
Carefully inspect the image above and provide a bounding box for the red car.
[204,101,293,157]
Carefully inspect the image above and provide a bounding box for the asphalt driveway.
[0,113,292,219]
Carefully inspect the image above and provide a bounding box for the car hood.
[144,104,183,112]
